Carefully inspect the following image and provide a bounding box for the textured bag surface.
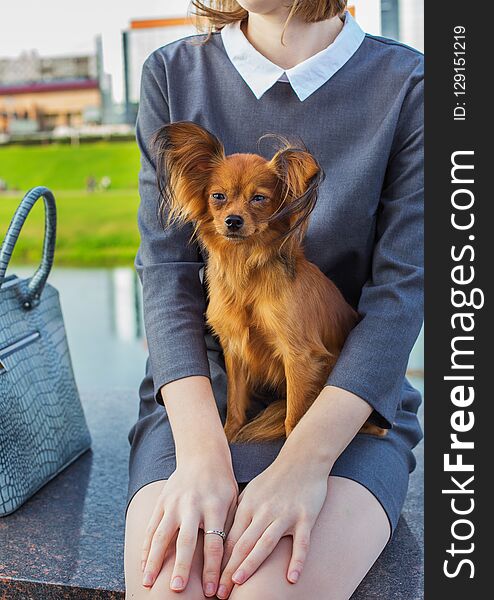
[0,186,91,516]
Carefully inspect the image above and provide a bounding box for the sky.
[0,2,422,103]
[0,0,191,102]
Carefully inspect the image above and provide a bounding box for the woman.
[124,1,423,598]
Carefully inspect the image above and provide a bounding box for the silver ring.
[205,529,226,540]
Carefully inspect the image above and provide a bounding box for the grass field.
[0,142,142,267]
[0,141,140,191]
[0,190,141,267]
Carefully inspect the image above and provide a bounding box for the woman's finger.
[286,520,312,583]
[231,520,286,585]
[142,514,177,587]
[141,502,164,572]
[237,487,246,504]
[169,520,200,592]
[224,496,237,537]
[220,505,252,572]
[217,518,269,599]
[202,508,228,597]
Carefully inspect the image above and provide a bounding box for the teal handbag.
[0,186,91,516]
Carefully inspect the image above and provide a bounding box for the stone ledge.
[0,387,423,599]
[352,416,423,599]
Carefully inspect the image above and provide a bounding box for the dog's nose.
[224,214,244,231]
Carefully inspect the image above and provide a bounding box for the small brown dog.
[151,121,384,442]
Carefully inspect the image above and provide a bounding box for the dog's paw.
[224,420,244,443]
[284,419,297,438]
[359,422,388,437]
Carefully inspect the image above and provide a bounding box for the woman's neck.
[241,11,345,70]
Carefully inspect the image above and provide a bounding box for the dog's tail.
[232,399,287,443]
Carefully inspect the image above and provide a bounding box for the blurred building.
[357,0,423,50]
[122,2,422,124]
[396,0,424,51]
[0,37,113,135]
[122,17,196,124]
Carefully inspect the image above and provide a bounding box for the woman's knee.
[124,480,165,581]
[229,581,285,600]
[230,579,349,600]
[125,531,208,600]
[228,566,352,600]
[125,542,207,600]
[125,577,207,600]
[230,477,391,600]
[229,575,296,600]
[124,480,207,600]
[228,537,294,600]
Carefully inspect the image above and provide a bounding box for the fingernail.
[171,576,184,590]
[232,569,245,584]
[289,570,299,582]
[142,572,154,586]
[217,584,228,598]
[205,582,215,595]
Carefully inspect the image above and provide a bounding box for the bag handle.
[0,186,56,310]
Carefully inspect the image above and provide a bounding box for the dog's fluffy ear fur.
[150,121,225,226]
[268,146,324,241]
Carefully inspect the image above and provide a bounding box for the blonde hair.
[189,1,348,42]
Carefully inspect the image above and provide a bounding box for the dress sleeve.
[134,51,211,405]
[324,62,424,429]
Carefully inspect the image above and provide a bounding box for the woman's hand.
[141,454,239,597]
[141,375,241,597]
[216,456,329,598]
[216,385,374,598]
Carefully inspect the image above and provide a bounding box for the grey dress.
[126,27,424,536]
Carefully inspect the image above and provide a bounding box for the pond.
[6,266,424,392]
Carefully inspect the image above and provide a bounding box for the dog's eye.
[211,193,226,202]
[251,194,267,203]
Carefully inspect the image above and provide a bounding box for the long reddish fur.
[150,121,385,442]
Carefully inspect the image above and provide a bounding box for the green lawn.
[0,141,140,191]
[0,190,141,267]
[0,142,145,267]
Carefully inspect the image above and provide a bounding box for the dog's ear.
[150,121,225,226]
[268,146,324,240]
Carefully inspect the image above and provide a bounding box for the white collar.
[220,10,365,101]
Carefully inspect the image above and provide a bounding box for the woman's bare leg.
[124,480,208,600]
[125,477,391,600]
[229,476,391,600]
